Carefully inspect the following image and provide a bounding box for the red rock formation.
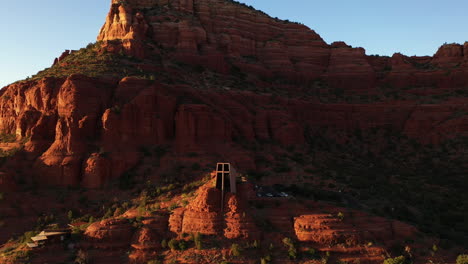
[98,1,149,58]
[101,81,176,150]
[0,2,466,263]
[169,185,223,235]
[2,72,468,187]
[289,206,424,263]
[168,207,185,234]
[433,43,464,67]
[389,53,414,71]
[131,227,160,250]
[325,42,376,91]
[2,74,468,187]
[223,184,260,240]
[169,181,260,239]
[142,213,169,234]
[175,104,232,152]
[84,218,134,249]
[82,153,112,189]
[35,75,113,186]
[53,50,72,66]
[128,227,160,264]
[0,0,467,189]
[97,0,330,78]
[294,211,417,246]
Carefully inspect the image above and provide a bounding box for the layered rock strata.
[0,0,467,188]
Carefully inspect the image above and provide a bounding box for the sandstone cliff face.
[98,0,330,79]
[2,75,468,186]
[169,185,223,235]
[128,227,161,263]
[84,218,134,248]
[35,75,113,186]
[325,42,376,91]
[223,191,260,240]
[0,74,310,187]
[433,43,465,67]
[95,0,468,89]
[294,212,417,246]
[168,182,259,239]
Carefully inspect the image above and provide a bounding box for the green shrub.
[0,133,16,143]
[0,148,19,158]
[252,240,259,249]
[282,237,293,248]
[137,206,146,216]
[383,256,406,264]
[337,212,344,221]
[168,239,178,250]
[161,239,167,249]
[457,255,468,264]
[268,243,274,251]
[178,240,187,250]
[306,247,320,258]
[263,255,272,262]
[103,208,113,219]
[113,207,123,217]
[307,248,316,255]
[282,237,297,260]
[231,243,241,257]
[67,210,74,220]
[168,203,179,211]
[75,249,89,264]
[287,245,297,260]
[193,232,202,250]
[20,231,38,244]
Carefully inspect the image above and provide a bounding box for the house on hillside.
[27,229,71,248]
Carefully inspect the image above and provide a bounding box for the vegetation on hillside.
[302,127,468,246]
[29,42,155,81]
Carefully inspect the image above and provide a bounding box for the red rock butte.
[0,0,467,189]
[0,0,466,263]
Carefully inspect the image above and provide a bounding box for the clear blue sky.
[1,0,467,88]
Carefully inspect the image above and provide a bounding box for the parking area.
[255,185,291,198]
